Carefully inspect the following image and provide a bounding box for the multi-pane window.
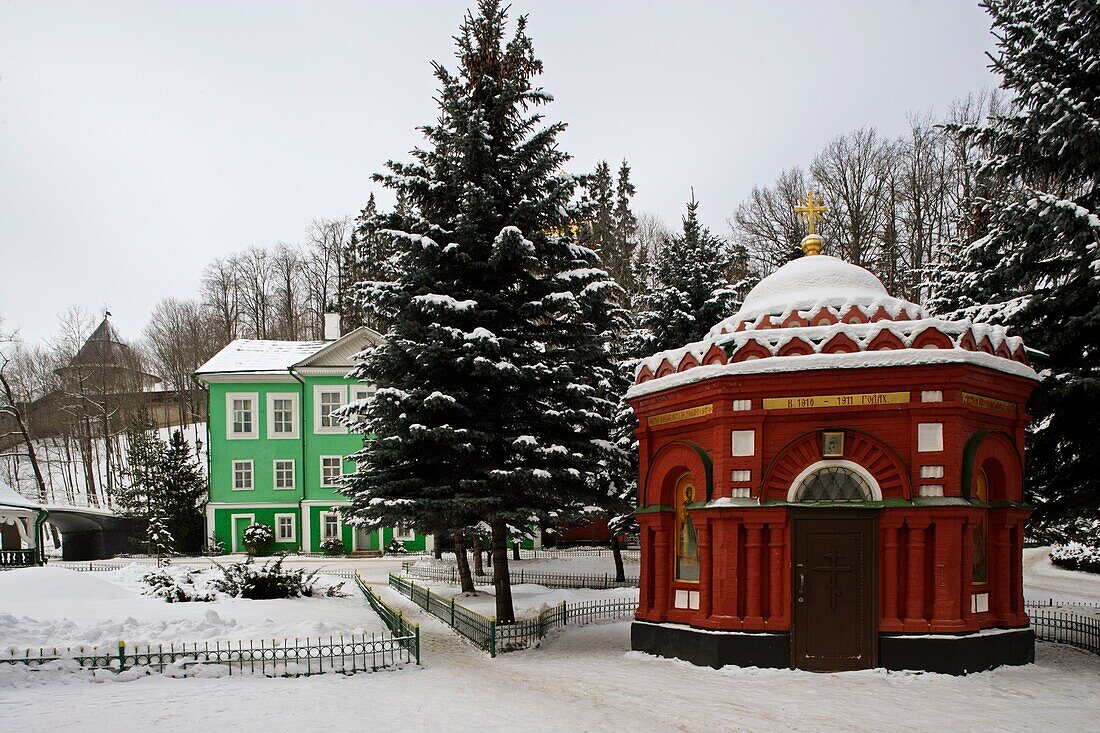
[272,399,294,434]
[323,513,340,540]
[316,387,346,432]
[226,393,258,438]
[321,456,343,487]
[232,460,253,490]
[276,514,295,542]
[395,522,414,540]
[274,460,295,489]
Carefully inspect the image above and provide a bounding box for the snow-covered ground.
[1023,546,1100,605]
[0,564,382,650]
[402,578,638,617]
[1,551,1098,732]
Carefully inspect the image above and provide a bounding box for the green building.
[196,319,428,556]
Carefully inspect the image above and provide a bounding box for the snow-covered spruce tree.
[635,194,750,353]
[118,407,166,542]
[145,511,175,567]
[930,0,1100,539]
[343,193,396,332]
[342,0,623,623]
[159,430,206,553]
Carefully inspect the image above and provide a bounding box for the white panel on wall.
[921,390,943,402]
[688,591,700,610]
[971,593,989,613]
[732,400,752,411]
[731,470,751,482]
[918,485,944,497]
[917,423,944,452]
[731,487,751,498]
[731,430,755,456]
[675,589,689,609]
[920,465,945,479]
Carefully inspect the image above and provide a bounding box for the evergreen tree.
[635,193,749,353]
[342,0,622,622]
[145,511,175,567]
[159,430,206,553]
[613,160,640,295]
[931,0,1100,539]
[118,408,166,540]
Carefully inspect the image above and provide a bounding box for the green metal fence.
[353,571,420,664]
[2,632,417,676]
[388,573,638,657]
[401,561,639,589]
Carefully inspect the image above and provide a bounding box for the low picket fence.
[388,573,637,656]
[1029,608,1100,655]
[519,546,639,559]
[1,632,417,677]
[401,561,638,589]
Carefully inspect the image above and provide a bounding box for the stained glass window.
[795,466,873,502]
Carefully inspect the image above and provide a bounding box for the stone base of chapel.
[631,620,791,670]
[631,621,1034,675]
[879,627,1034,675]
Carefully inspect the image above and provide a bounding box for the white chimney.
[324,312,341,341]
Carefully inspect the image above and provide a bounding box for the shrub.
[320,537,345,555]
[212,556,326,599]
[1050,542,1100,574]
[242,523,274,560]
[141,570,214,603]
[386,539,410,555]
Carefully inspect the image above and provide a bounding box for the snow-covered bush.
[141,570,214,603]
[320,537,344,555]
[386,539,409,555]
[242,523,274,560]
[211,556,344,599]
[1050,542,1100,574]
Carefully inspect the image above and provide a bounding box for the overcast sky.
[0,0,1000,345]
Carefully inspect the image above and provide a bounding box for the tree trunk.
[0,371,48,504]
[610,533,626,583]
[512,538,520,561]
[433,531,443,560]
[472,533,485,577]
[486,543,492,568]
[490,517,514,623]
[453,530,475,594]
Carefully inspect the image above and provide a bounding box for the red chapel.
[628,203,1039,674]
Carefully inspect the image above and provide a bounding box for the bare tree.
[730,167,810,276]
[201,256,242,344]
[143,297,219,428]
[302,218,348,336]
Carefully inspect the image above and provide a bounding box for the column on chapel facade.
[903,516,931,627]
[698,521,713,618]
[880,516,904,631]
[744,522,765,627]
[711,519,739,620]
[931,516,966,630]
[992,517,1014,619]
[767,520,785,626]
[653,523,671,616]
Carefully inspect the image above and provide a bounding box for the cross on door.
[814,547,852,611]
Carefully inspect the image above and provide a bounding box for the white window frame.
[226,392,258,440]
[314,385,348,434]
[274,513,297,543]
[267,392,299,439]
[394,522,415,541]
[321,511,341,541]
[273,459,296,490]
[231,460,254,491]
[348,385,375,424]
[320,455,344,487]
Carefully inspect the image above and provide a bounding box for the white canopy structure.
[0,477,46,566]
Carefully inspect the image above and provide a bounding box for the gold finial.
[795,189,828,256]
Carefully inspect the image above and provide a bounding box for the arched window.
[674,473,699,582]
[972,467,989,585]
[794,466,874,502]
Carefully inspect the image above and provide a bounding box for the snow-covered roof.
[0,477,42,511]
[634,253,1036,396]
[195,339,327,375]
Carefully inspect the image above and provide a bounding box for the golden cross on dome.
[795,190,827,235]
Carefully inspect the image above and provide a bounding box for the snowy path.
[1023,547,1100,604]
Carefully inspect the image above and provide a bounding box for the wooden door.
[792,513,876,671]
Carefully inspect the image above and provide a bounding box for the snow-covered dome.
[631,245,1036,395]
[708,255,926,337]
